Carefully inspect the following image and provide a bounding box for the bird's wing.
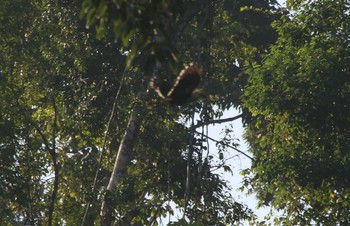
[167,64,202,99]
[149,78,173,99]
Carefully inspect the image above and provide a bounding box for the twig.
[194,113,243,128]
[194,131,253,160]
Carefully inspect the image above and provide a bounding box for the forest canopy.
[1,0,349,225]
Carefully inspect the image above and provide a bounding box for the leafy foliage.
[1,0,127,224]
[81,0,184,71]
[1,0,281,225]
[243,0,350,224]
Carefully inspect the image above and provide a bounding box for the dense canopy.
[1,0,349,225]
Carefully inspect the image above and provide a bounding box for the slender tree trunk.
[100,105,142,225]
[48,98,58,226]
[48,155,59,226]
[184,108,196,217]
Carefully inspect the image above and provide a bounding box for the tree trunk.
[100,105,142,225]
[48,98,58,226]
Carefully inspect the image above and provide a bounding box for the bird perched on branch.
[149,64,202,105]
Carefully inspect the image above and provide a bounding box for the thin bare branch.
[194,131,253,160]
[194,113,243,128]
[31,120,52,153]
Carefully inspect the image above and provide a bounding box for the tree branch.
[194,113,243,128]
[100,103,142,225]
[16,98,60,225]
[31,119,51,153]
[194,131,253,160]
[81,66,127,226]
[48,97,59,226]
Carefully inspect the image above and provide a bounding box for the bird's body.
[150,64,202,105]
